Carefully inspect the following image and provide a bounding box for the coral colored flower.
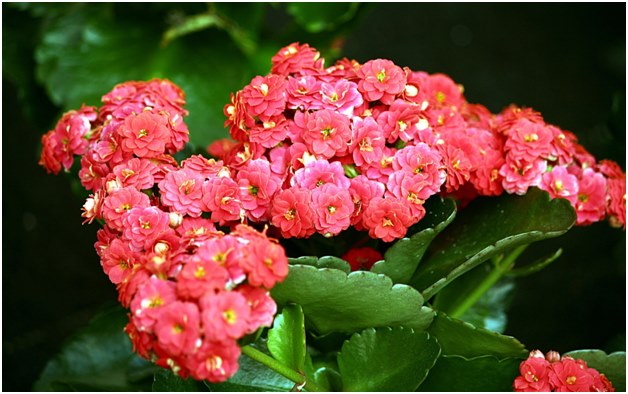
[130,276,177,332]
[39,130,63,174]
[102,187,151,232]
[123,206,171,252]
[311,183,354,237]
[393,143,446,196]
[607,177,626,229]
[350,116,385,167]
[291,159,351,190]
[201,176,243,225]
[118,111,171,158]
[320,79,364,116]
[112,158,158,190]
[357,58,407,105]
[500,159,547,195]
[270,187,316,239]
[540,166,579,206]
[548,357,595,392]
[81,189,105,225]
[342,246,383,271]
[286,75,323,111]
[154,301,200,356]
[237,284,277,328]
[182,155,229,179]
[423,73,466,109]
[159,168,205,217]
[348,175,386,228]
[573,168,607,225]
[248,115,289,148]
[362,197,414,242]
[240,74,287,120]
[175,217,218,247]
[437,143,473,193]
[196,235,246,286]
[362,146,398,183]
[271,42,322,75]
[377,99,422,142]
[504,118,554,163]
[513,356,552,392]
[237,159,282,221]
[175,258,229,299]
[240,238,289,289]
[200,290,251,341]
[302,109,352,158]
[185,339,241,382]
[101,238,140,284]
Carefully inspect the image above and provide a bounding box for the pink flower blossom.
[118,111,171,158]
[513,355,552,392]
[377,99,422,142]
[201,176,243,225]
[102,187,151,232]
[320,79,363,116]
[236,159,282,221]
[500,158,547,195]
[240,74,287,120]
[200,290,251,341]
[237,285,277,328]
[185,339,241,382]
[130,276,177,332]
[271,42,322,75]
[123,206,171,252]
[504,119,554,163]
[392,143,446,197]
[239,238,289,289]
[285,75,323,110]
[362,197,414,242]
[39,131,63,174]
[154,301,200,356]
[112,158,158,190]
[357,59,406,105]
[311,183,354,237]
[291,159,351,189]
[348,175,385,229]
[540,166,579,205]
[181,155,229,179]
[350,116,385,167]
[548,357,594,392]
[423,73,465,109]
[159,168,205,217]
[573,168,607,225]
[302,109,352,158]
[270,187,316,238]
[101,238,140,284]
[248,115,289,148]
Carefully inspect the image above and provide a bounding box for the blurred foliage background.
[2,3,625,391]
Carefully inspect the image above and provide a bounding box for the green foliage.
[33,306,155,391]
[285,3,361,33]
[371,197,456,283]
[565,350,626,392]
[267,304,307,373]
[411,188,577,299]
[288,255,351,273]
[418,355,521,391]
[152,369,207,392]
[271,265,435,335]
[337,327,440,391]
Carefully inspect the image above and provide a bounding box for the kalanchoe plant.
[38,42,625,391]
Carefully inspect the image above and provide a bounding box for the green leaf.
[153,369,207,391]
[433,262,515,332]
[411,188,576,299]
[33,306,153,391]
[267,304,307,373]
[337,327,441,391]
[288,255,351,273]
[564,350,626,392]
[427,312,528,360]
[285,3,361,33]
[507,248,563,277]
[34,4,254,148]
[271,265,435,335]
[371,197,456,283]
[418,355,521,391]
[206,345,294,392]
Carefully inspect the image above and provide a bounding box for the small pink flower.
[392,143,446,197]
[181,155,229,179]
[237,284,277,329]
[123,206,171,252]
[386,171,432,217]
[130,276,177,332]
[513,356,552,392]
[607,177,626,229]
[175,257,229,299]
[201,176,243,225]
[185,339,241,382]
[195,235,245,286]
[112,158,158,190]
[362,197,414,242]
[118,111,171,158]
[102,187,151,232]
[240,74,287,120]
[286,75,323,111]
[350,116,385,167]
[78,151,111,191]
[437,143,473,193]
[81,190,105,225]
[540,165,579,206]
[504,119,554,163]
[548,357,594,392]
[176,217,218,247]
[101,238,139,284]
[154,301,200,356]
[159,168,205,217]
[240,238,289,289]
[377,99,422,142]
[271,42,322,75]
[302,109,352,158]
[311,183,354,237]
[341,246,383,271]
[500,158,547,195]
[200,290,251,341]
[348,175,385,229]
[237,159,282,221]
[270,187,316,239]
[357,59,406,105]
[362,146,397,183]
[320,79,364,116]
[423,73,465,109]
[248,115,289,148]
[574,168,607,225]
[291,159,350,189]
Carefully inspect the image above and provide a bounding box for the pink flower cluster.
[39,79,289,382]
[514,350,615,392]
[210,42,625,241]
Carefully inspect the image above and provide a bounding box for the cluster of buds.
[514,350,615,392]
[212,42,625,243]
[39,79,288,382]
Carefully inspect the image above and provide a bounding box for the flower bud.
[545,350,561,363]
[169,212,183,228]
[106,178,122,194]
[529,349,546,359]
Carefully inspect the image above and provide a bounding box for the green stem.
[241,345,325,392]
[448,244,528,319]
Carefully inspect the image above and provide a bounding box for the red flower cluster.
[39,79,288,382]
[213,42,625,241]
[514,350,615,392]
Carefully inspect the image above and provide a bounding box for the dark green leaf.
[288,255,351,273]
[371,197,456,283]
[271,265,435,335]
[206,345,294,392]
[337,327,440,391]
[427,312,528,360]
[418,355,521,391]
[153,369,207,391]
[411,188,576,299]
[285,3,360,33]
[33,306,153,391]
[433,262,515,333]
[564,350,626,392]
[507,248,563,277]
[267,304,307,373]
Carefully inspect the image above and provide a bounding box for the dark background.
[3,3,626,391]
